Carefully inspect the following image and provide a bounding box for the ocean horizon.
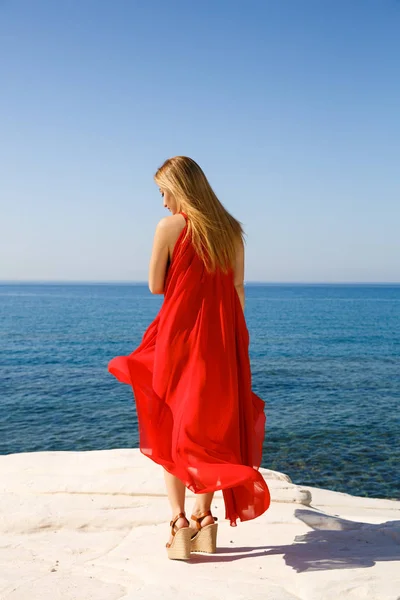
[1,282,399,501]
[1,281,399,285]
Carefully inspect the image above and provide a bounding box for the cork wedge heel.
[166,512,192,560]
[190,510,218,554]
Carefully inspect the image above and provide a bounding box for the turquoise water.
[0,283,399,500]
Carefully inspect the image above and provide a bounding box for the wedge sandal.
[190,510,218,553]
[166,512,192,560]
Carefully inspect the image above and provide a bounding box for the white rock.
[0,448,398,600]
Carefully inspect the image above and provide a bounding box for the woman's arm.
[148,218,170,294]
[233,237,245,312]
[148,215,186,294]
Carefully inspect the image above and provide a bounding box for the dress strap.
[180,211,188,222]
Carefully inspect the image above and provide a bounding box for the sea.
[0,282,399,501]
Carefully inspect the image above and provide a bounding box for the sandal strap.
[169,512,187,536]
[190,510,218,531]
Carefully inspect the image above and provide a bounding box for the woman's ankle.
[191,508,211,518]
[171,512,189,525]
[175,516,189,529]
[190,510,215,529]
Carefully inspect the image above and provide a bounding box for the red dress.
[108,212,271,526]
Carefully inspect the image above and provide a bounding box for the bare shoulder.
[155,213,187,256]
[156,213,186,234]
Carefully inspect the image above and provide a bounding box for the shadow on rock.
[188,508,400,572]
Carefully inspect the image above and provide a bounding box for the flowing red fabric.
[108,213,271,526]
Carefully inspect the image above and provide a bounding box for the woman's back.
[149,210,246,311]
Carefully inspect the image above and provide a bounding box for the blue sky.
[1,0,399,283]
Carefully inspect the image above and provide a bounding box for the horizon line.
[1,280,399,286]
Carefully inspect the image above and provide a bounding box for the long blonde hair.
[154,156,244,273]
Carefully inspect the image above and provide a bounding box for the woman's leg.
[163,469,189,542]
[164,469,187,516]
[191,491,215,527]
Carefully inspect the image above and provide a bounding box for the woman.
[108,156,271,560]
